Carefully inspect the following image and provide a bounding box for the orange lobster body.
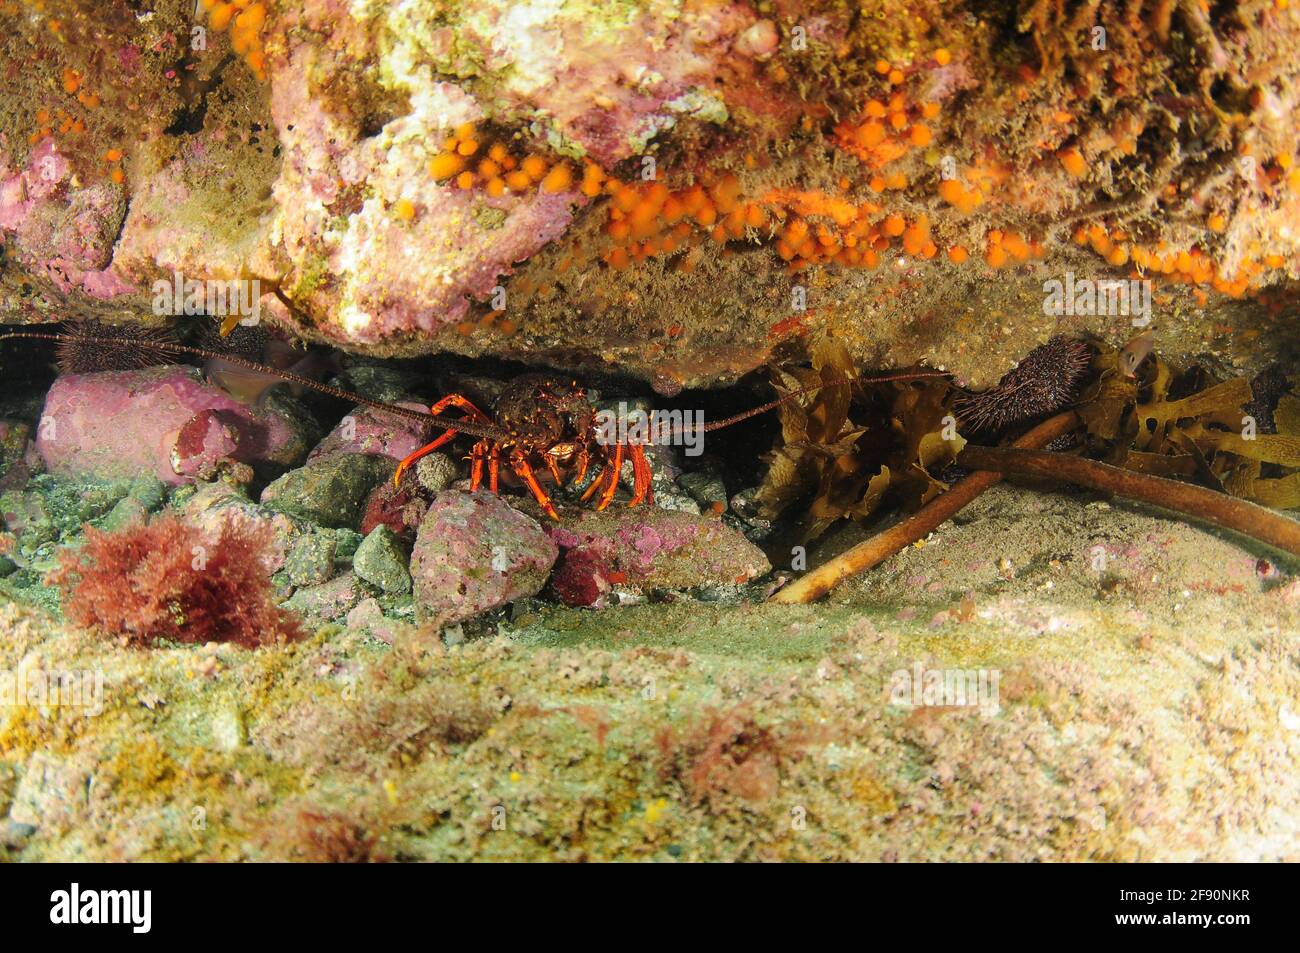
[393,373,655,519]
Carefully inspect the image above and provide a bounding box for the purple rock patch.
[37,365,312,485]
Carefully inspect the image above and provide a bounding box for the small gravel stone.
[284,533,338,587]
[128,474,168,511]
[331,528,364,561]
[285,571,371,621]
[678,470,728,509]
[210,706,247,751]
[345,597,407,644]
[416,452,459,493]
[353,525,412,594]
[98,495,149,532]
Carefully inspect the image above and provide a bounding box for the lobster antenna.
[0,331,514,441]
[2,331,949,442]
[698,369,951,432]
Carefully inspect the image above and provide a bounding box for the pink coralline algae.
[307,401,433,464]
[265,40,584,347]
[37,365,314,485]
[0,140,136,299]
[549,547,614,609]
[399,0,774,167]
[359,480,428,541]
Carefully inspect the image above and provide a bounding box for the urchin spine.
[954,337,1093,435]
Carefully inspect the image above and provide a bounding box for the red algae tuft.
[49,513,303,648]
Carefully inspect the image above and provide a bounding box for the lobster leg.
[469,440,488,491]
[394,429,458,487]
[489,446,501,493]
[580,453,612,503]
[394,393,494,487]
[427,393,492,420]
[543,453,564,487]
[572,444,590,488]
[628,443,654,507]
[595,444,625,511]
[511,451,560,520]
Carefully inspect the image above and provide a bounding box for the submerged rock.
[284,533,338,588]
[359,478,428,541]
[409,491,557,623]
[285,571,372,622]
[36,366,316,486]
[0,421,38,491]
[345,597,408,645]
[306,401,434,464]
[415,452,459,494]
[352,525,411,595]
[8,752,91,832]
[260,453,396,530]
[549,547,615,609]
[184,483,312,575]
[545,506,770,606]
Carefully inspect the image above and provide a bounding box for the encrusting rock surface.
[2,0,1300,864]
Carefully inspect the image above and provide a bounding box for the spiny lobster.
[0,327,948,520]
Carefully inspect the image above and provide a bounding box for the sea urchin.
[954,337,1093,435]
[56,319,179,375]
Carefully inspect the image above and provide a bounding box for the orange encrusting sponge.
[834,85,941,175]
[421,51,1291,299]
[1072,223,1280,297]
[983,229,1044,268]
[594,173,963,273]
[428,125,580,200]
[200,1,268,82]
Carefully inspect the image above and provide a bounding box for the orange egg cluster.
[200,0,267,81]
[983,229,1044,268]
[1072,223,1280,297]
[1276,152,1300,192]
[103,147,125,185]
[27,105,84,143]
[937,176,983,214]
[455,308,519,339]
[1058,147,1087,178]
[599,173,756,271]
[429,124,580,198]
[772,203,940,270]
[593,169,958,273]
[937,161,1009,214]
[26,63,106,145]
[834,89,941,181]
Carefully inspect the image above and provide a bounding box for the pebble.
[285,533,338,587]
[352,525,412,594]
